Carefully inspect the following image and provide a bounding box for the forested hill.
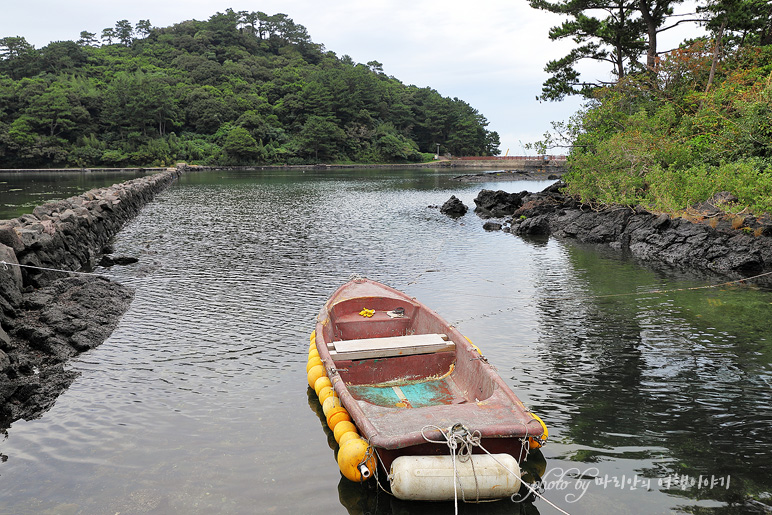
[0,10,501,168]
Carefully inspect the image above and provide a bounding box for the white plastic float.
[389,453,522,501]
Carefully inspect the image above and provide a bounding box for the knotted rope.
[421,423,572,515]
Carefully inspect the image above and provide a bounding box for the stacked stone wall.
[0,169,181,427]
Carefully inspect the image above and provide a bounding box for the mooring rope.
[0,260,115,278]
[452,269,772,302]
[421,423,572,515]
[451,269,772,325]
[540,269,772,300]
[475,442,572,515]
[6,258,772,306]
[420,424,467,514]
[406,232,450,286]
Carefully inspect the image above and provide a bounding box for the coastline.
[0,159,569,174]
[452,169,564,182]
[470,182,772,276]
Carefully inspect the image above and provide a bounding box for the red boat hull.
[314,278,544,474]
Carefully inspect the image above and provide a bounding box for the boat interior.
[321,295,495,408]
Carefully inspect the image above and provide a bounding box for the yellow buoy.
[307,364,326,388]
[333,421,358,443]
[306,356,323,373]
[337,438,375,482]
[338,430,360,447]
[326,406,351,431]
[322,395,342,416]
[528,414,549,449]
[313,376,332,397]
[308,348,320,360]
[310,331,316,343]
[318,385,337,404]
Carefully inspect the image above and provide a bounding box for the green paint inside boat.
[348,377,457,408]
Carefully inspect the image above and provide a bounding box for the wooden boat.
[312,277,546,501]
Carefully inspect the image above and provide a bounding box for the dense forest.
[529,0,772,215]
[0,10,500,168]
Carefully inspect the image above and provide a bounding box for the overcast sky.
[3,1,705,154]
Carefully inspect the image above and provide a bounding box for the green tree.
[531,0,645,100]
[0,10,501,167]
[638,0,687,73]
[115,20,134,46]
[528,0,692,100]
[136,20,153,39]
[701,0,772,46]
[0,36,38,79]
[374,123,420,161]
[7,116,36,148]
[24,80,90,138]
[0,36,35,60]
[101,28,116,45]
[39,41,87,73]
[182,85,239,134]
[77,31,99,46]
[222,126,262,162]
[296,115,345,160]
[102,71,179,137]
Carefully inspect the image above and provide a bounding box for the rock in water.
[440,195,468,217]
[473,189,526,218]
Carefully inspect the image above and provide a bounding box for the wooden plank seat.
[329,333,454,360]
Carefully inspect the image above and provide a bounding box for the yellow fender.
[308,328,373,482]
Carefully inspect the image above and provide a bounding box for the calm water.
[0,170,151,219]
[1,168,771,514]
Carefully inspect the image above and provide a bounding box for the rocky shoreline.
[471,183,772,276]
[0,168,182,429]
[452,169,564,182]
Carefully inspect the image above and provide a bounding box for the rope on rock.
[0,260,114,278]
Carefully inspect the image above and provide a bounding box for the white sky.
[2,0,706,154]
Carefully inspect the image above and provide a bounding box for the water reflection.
[531,244,772,511]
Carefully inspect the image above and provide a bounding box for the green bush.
[560,41,772,216]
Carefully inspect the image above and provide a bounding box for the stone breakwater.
[0,168,182,428]
[473,183,772,276]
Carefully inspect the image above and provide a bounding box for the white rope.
[1,260,114,278]
[420,424,462,514]
[475,441,572,515]
[421,423,572,515]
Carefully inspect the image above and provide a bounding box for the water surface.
[0,168,770,514]
[0,170,151,219]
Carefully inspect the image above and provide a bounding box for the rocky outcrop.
[473,189,528,218]
[0,168,181,428]
[440,195,468,217]
[497,183,772,275]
